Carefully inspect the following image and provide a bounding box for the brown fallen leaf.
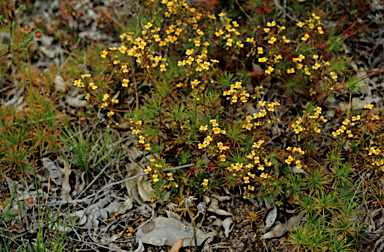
[169,236,193,252]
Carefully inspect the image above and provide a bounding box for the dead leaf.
[169,236,192,252]
[57,158,72,202]
[265,207,277,228]
[207,198,232,216]
[136,216,216,247]
[223,217,234,238]
[54,75,67,92]
[261,211,303,239]
[42,158,63,185]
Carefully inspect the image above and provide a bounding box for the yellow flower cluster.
[286,146,305,155]
[198,119,226,149]
[73,79,84,88]
[246,140,272,172]
[292,107,327,135]
[223,81,250,104]
[375,159,384,171]
[129,118,150,150]
[368,147,381,156]
[198,135,213,149]
[227,162,243,173]
[89,82,98,90]
[217,142,230,152]
[332,118,355,138]
[246,21,295,77]
[242,100,280,130]
[297,13,323,34]
[285,146,306,169]
[246,15,329,79]
[215,14,241,50]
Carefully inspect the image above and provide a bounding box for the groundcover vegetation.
[1,0,384,251]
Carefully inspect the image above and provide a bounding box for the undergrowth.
[1,0,384,251]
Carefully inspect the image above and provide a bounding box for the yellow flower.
[317,26,324,34]
[202,179,209,186]
[274,54,283,63]
[122,79,129,87]
[100,50,108,58]
[297,22,305,28]
[258,57,268,63]
[312,62,321,70]
[186,49,194,56]
[210,119,219,127]
[268,37,277,44]
[296,63,303,70]
[285,155,294,165]
[364,104,374,110]
[215,29,224,37]
[236,41,244,48]
[213,127,222,134]
[73,79,84,88]
[89,82,98,90]
[287,68,295,74]
[330,72,338,81]
[264,28,270,33]
[144,166,152,173]
[102,93,110,102]
[304,66,311,75]
[265,66,274,74]
[312,13,320,20]
[144,22,152,30]
[199,125,208,131]
[301,33,310,41]
[282,36,290,43]
[257,47,263,54]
